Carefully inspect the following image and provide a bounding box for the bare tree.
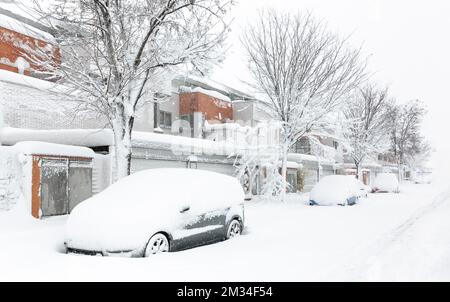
[343,85,392,179]
[387,100,427,179]
[242,9,366,198]
[32,0,233,179]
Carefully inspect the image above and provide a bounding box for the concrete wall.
[233,101,275,126]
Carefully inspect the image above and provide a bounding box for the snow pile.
[65,168,244,252]
[0,182,447,281]
[0,146,21,211]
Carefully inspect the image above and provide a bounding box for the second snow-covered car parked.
[372,173,400,193]
[65,169,245,257]
[309,175,364,206]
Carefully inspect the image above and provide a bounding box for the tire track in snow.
[329,188,450,281]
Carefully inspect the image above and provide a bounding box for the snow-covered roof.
[0,0,42,20]
[308,130,345,142]
[0,69,57,91]
[0,3,55,43]
[173,74,254,100]
[14,141,95,158]
[286,161,301,170]
[288,153,335,165]
[179,86,231,102]
[132,131,246,156]
[0,128,113,147]
[0,127,249,157]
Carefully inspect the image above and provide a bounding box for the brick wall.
[0,26,60,78]
[180,92,233,122]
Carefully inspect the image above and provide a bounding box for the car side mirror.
[180,206,191,214]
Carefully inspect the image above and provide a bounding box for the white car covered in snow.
[372,173,400,193]
[309,175,363,206]
[64,169,245,257]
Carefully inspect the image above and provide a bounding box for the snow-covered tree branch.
[242,9,366,198]
[31,0,234,179]
[343,85,392,179]
[387,100,428,178]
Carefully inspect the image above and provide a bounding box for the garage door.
[69,161,93,212]
[40,158,93,217]
[40,159,69,217]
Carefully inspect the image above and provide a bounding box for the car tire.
[144,233,170,257]
[227,219,243,239]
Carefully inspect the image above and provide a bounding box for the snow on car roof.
[91,168,244,209]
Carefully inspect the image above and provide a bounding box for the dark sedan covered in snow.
[64,169,245,257]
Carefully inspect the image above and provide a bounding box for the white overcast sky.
[213,0,450,178]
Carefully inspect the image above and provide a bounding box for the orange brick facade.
[180,92,233,122]
[0,26,60,77]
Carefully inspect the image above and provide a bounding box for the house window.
[333,141,339,150]
[159,111,172,129]
[295,137,311,155]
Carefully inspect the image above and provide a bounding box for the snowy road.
[1,182,449,281]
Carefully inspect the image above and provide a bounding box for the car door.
[201,208,228,241]
[170,205,210,251]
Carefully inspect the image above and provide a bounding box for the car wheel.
[227,219,243,239]
[144,233,169,257]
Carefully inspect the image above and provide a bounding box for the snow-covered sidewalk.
[0,182,448,281]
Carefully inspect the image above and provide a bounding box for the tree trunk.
[113,128,132,181]
[111,107,133,182]
[280,144,289,201]
[355,161,362,180]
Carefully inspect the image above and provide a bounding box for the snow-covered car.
[372,173,400,193]
[309,175,361,206]
[64,169,245,257]
[414,172,433,184]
